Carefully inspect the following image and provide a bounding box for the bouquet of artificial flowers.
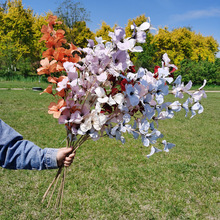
[38,15,206,210]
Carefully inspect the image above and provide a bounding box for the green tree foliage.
[174,57,220,85]
[152,27,219,66]
[134,33,159,72]
[0,0,48,76]
[64,21,95,48]
[0,0,35,65]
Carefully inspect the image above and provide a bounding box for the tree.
[152,27,219,66]
[0,1,7,12]
[95,21,115,42]
[55,0,90,28]
[32,12,54,63]
[63,21,94,48]
[0,0,50,77]
[134,33,159,72]
[125,14,151,67]
[54,0,93,48]
[0,0,36,72]
[174,58,220,85]
[125,14,148,38]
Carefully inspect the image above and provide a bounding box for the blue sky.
[21,0,220,57]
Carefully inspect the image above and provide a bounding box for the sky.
[21,0,220,57]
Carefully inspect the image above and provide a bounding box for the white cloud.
[170,8,220,22]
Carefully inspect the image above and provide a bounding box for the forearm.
[0,119,58,170]
[0,140,58,170]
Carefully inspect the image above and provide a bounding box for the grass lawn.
[0,80,48,89]
[0,85,219,219]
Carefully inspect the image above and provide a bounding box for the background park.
[0,0,219,219]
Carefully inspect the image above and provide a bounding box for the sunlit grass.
[0,88,219,219]
[0,78,48,89]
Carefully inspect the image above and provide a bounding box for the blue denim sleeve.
[0,119,58,170]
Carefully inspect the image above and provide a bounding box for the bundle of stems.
[41,133,90,213]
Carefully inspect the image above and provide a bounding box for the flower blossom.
[95,87,109,103]
[48,99,66,118]
[80,110,107,133]
[125,83,141,106]
[37,58,57,75]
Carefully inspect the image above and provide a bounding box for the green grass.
[190,84,220,91]
[0,80,48,89]
[0,85,219,219]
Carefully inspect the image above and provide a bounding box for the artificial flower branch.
[38,15,206,210]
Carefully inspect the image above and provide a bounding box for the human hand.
[56,147,75,167]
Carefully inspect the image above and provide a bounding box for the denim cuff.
[44,148,59,169]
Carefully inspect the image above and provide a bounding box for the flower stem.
[47,167,62,208]
[42,166,62,203]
